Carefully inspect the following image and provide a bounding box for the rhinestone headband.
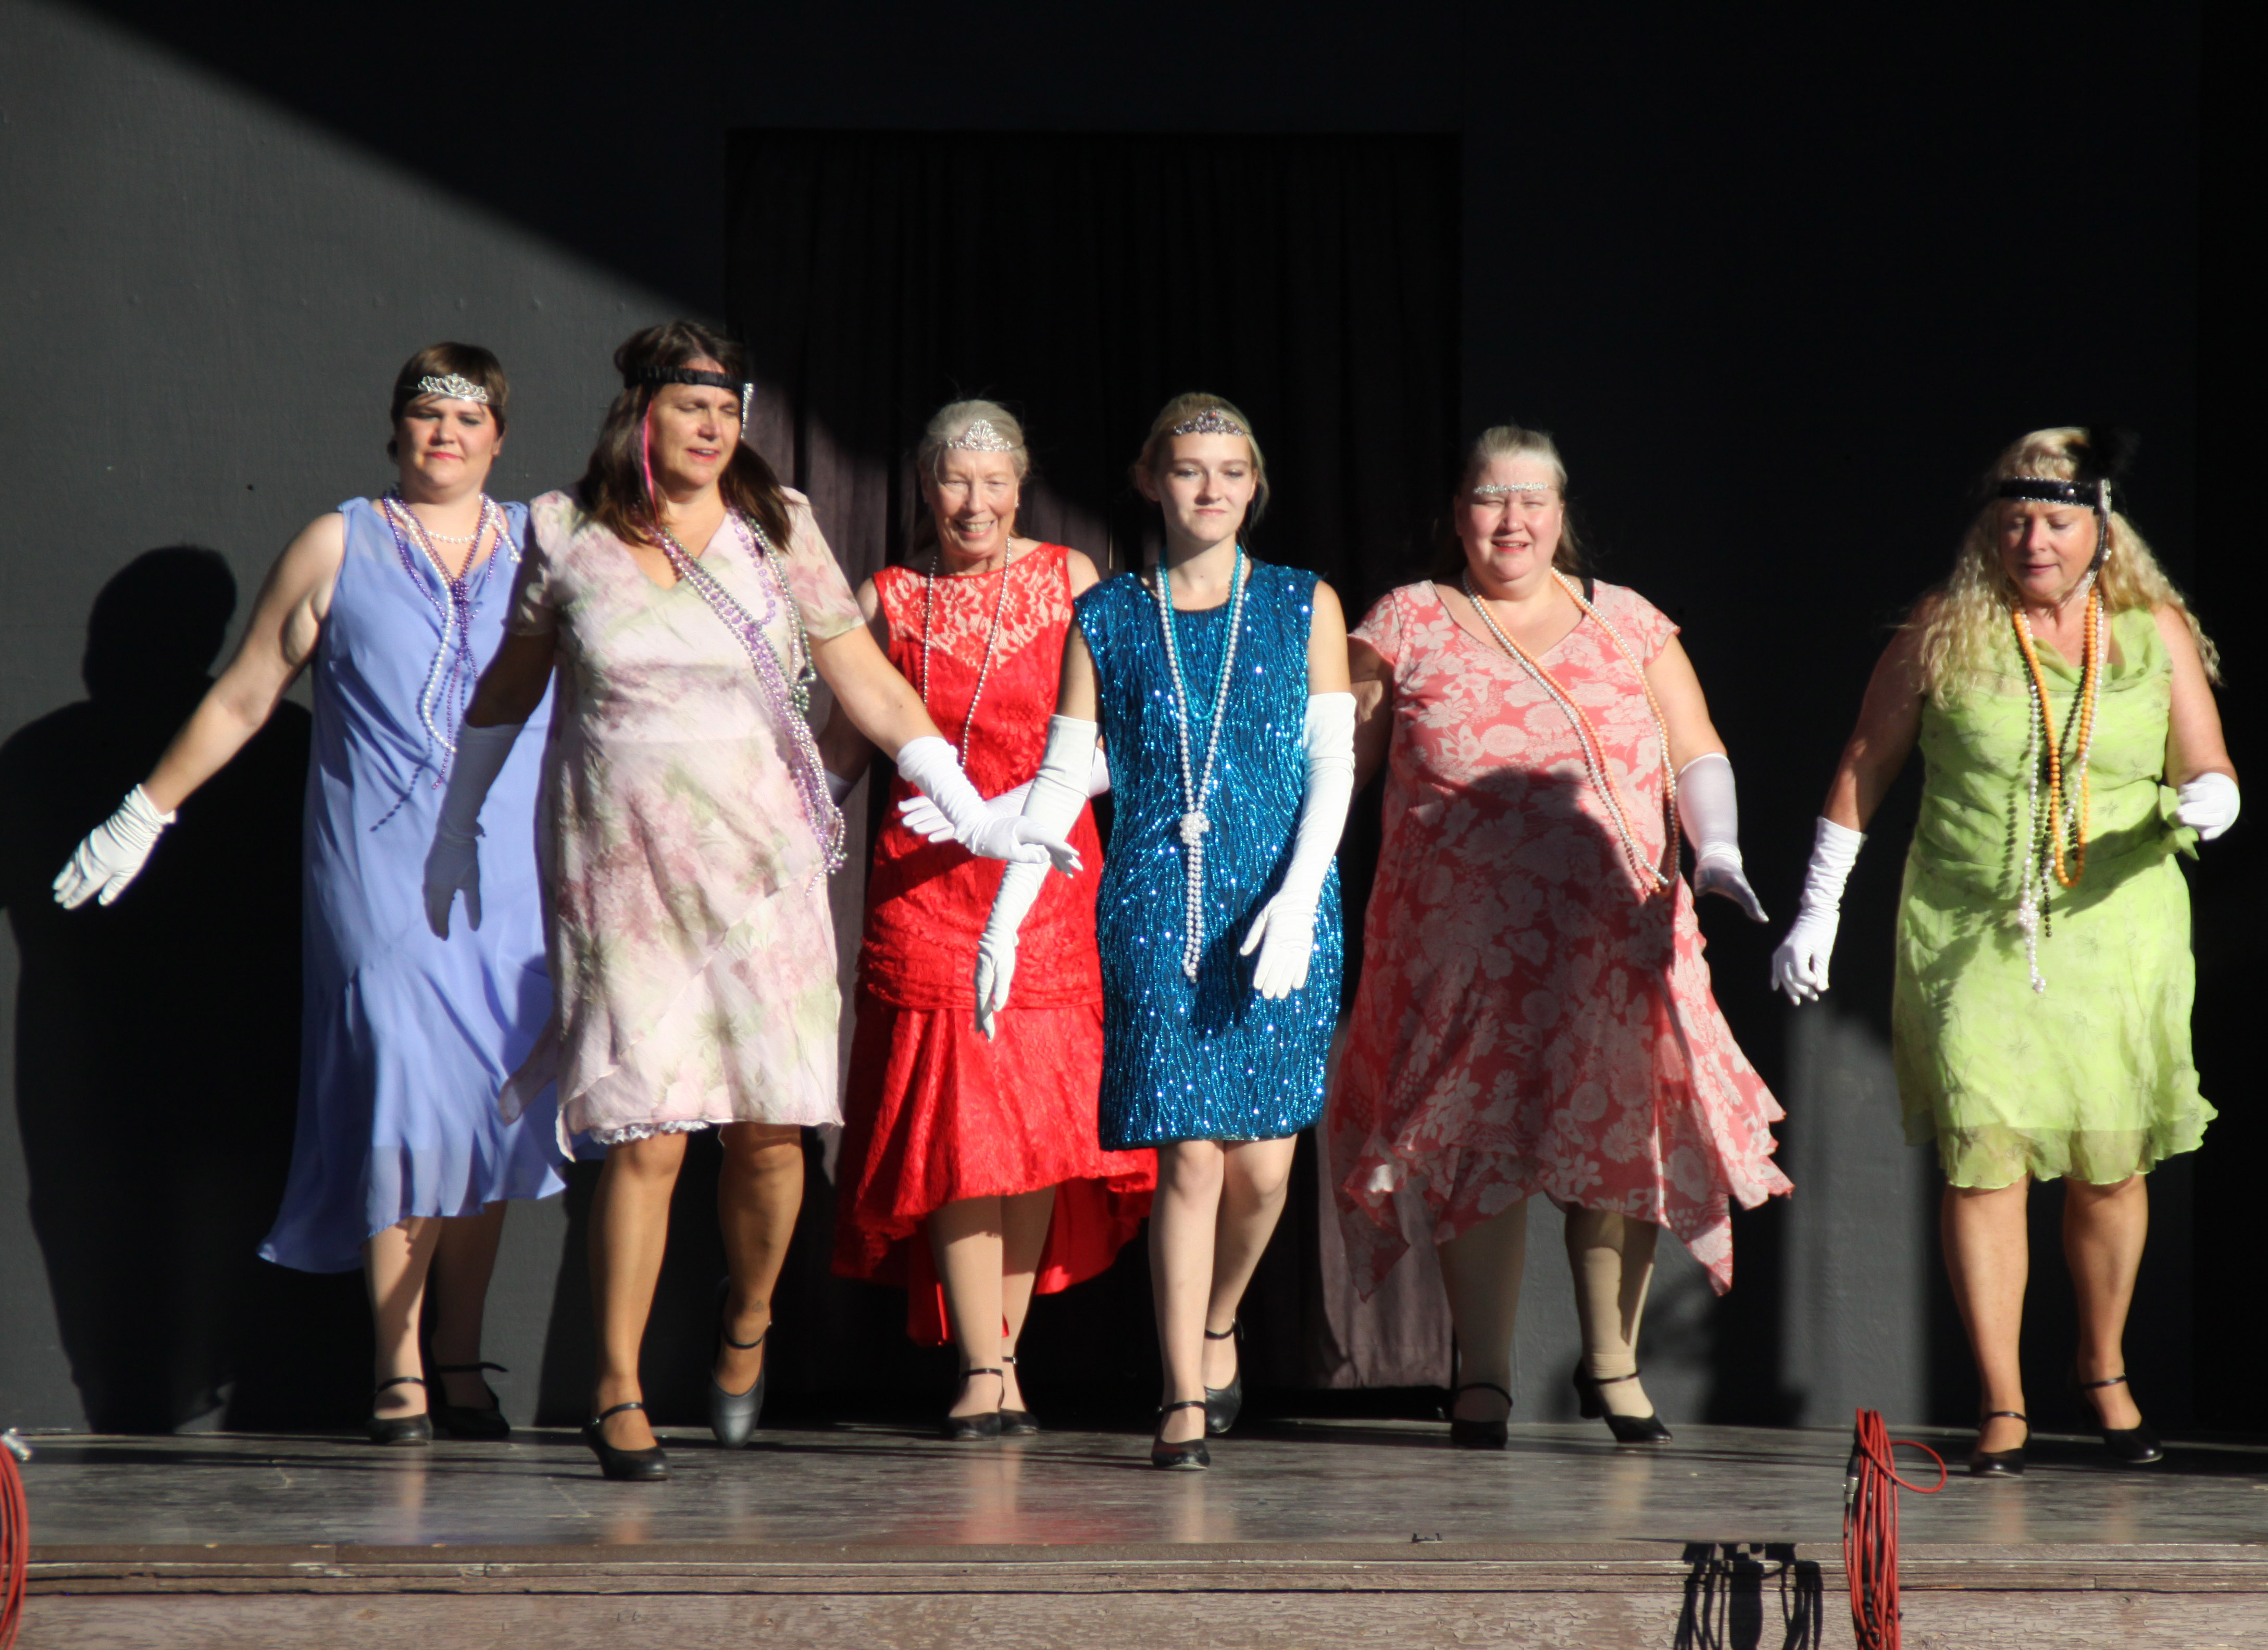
[1997,476,2109,511]
[945,418,1016,453]
[412,373,489,404]
[1170,407,1247,438]
[1473,482,1551,496]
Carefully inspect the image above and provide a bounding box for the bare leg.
[1565,1206,1660,1417]
[364,1216,442,1417]
[427,1202,509,1409]
[999,1186,1056,1414]
[2065,1174,2148,1431]
[715,1122,804,1398]
[589,1131,689,1450]
[1437,1202,1527,1422]
[1203,1138,1299,1389]
[1150,1141,1227,1444]
[1941,1178,2031,1453]
[932,1196,1008,1418]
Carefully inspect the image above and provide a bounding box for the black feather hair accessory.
[2072,426,2139,486]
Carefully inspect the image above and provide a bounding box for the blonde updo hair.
[1914,427,2217,698]
[1432,422,1587,580]
[1129,392,1270,529]
[908,398,1032,558]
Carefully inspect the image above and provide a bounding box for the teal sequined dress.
[1076,562,1342,1148]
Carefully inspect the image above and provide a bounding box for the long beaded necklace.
[372,490,509,825]
[1154,545,1250,981]
[2008,580,2103,992]
[652,511,844,881]
[1460,568,1678,896]
[919,540,1018,753]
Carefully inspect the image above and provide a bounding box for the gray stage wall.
[0,0,2217,1437]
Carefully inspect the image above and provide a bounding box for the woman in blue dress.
[54,344,563,1444]
[978,393,1356,1468]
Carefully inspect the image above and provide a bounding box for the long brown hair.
[1429,423,1588,582]
[576,320,794,548]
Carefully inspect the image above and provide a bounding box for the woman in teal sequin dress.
[978,394,1356,1468]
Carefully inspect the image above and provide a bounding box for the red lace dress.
[832,543,1155,1341]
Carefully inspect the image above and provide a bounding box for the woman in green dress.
[1771,427,2237,1476]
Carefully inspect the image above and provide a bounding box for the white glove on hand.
[975,717,1098,1037]
[1770,816,1865,1004]
[422,721,524,938]
[1240,694,1357,1000]
[53,785,176,909]
[1676,753,1767,923]
[2176,771,2240,841]
[894,734,1081,874]
[898,745,1108,843]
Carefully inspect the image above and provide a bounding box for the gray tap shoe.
[708,1282,768,1447]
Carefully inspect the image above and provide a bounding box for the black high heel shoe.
[1573,1368,1673,1445]
[583,1399,669,1481]
[2074,1371,2164,1465]
[707,1281,767,1448]
[430,1361,512,1441]
[942,1368,1004,1441]
[999,1353,1038,1436]
[367,1376,432,1446]
[1448,1381,1512,1449]
[1203,1320,1243,1436]
[1967,1409,2028,1477]
[1152,1399,1211,1470]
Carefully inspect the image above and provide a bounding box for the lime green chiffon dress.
[1892,606,2213,1188]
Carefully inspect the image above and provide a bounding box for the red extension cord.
[0,1433,26,1649]
[1842,1408,1946,1650]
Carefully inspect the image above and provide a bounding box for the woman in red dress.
[823,401,1155,1437]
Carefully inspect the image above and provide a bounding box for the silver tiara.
[944,418,1015,453]
[1170,407,1247,438]
[413,373,489,404]
[1473,482,1550,496]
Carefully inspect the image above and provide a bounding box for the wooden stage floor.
[17,1418,2268,1647]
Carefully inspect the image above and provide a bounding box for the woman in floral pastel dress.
[425,323,1077,1480]
[1328,423,1789,1448]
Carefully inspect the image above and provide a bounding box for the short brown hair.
[387,343,509,457]
[1129,392,1270,530]
[576,320,794,550]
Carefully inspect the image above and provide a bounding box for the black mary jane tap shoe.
[942,1367,1005,1441]
[367,1376,433,1446]
[583,1399,670,1481]
[1448,1381,1513,1449]
[1203,1320,1244,1437]
[707,1281,768,1448]
[1152,1399,1212,1470]
[430,1361,513,1442]
[1573,1367,1674,1445]
[1967,1409,2029,1478]
[2075,1370,2165,1465]
[999,1353,1039,1436]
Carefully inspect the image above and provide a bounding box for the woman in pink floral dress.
[1329,424,1789,1448]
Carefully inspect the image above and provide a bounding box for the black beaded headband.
[1994,477,2107,510]
[628,365,752,427]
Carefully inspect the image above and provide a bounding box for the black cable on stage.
[0,1430,27,1649]
[1841,1407,1945,1650]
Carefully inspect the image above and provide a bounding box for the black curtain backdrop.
[717,130,1462,1399]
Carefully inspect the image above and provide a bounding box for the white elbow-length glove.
[2176,771,2240,841]
[1240,693,1358,1000]
[1677,753,1767,923]
[1769,817,1865,1004]
[892,734,1082,874]
[53,785,176,909]
[897,744,1112,843]
[422,721,524,938]
[975,717,1099,1038]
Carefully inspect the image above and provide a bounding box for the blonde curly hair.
[1914,427,2217,698]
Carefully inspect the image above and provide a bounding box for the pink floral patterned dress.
[1328,580,1790,1294]
[501,489,865,1151]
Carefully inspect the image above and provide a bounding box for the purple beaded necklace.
[372,490,509,826]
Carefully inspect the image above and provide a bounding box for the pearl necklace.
[2009,580,2103,992]
[919,539,1018,753]
[371,491,510,826]
[1154,545,1249,981]
[652,512,843,882]
[1460,569,1677,896]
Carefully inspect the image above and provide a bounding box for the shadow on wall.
[0,548,364,1432]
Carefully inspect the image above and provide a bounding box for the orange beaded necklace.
[2008,583,2104,891]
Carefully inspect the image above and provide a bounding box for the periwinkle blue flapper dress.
[259,498,564,1273]
[1076,560,1342,1148]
